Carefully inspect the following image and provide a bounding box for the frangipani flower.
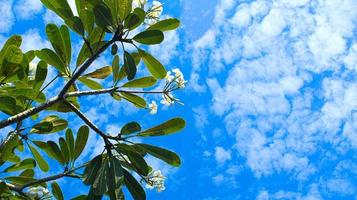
[145,170,166,192]
[165,71,174,82]
[172,68,187,88]
[133,0,147,8]
[148,101,158,114]
[146,1,163,24]
[25,186,50,199]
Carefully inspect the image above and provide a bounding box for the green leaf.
[133,30,164,45]
[4,158,36,172]
[111,43,118,55]
[124,51,137,80]
[74,125,89,160]
[107,157,123,199]
[92,159,109,195]
[147,18,181,32]
[79,76,103,89]
[93,3,113,28]
[47,141,65,164]
[52,182,64,200]
[120,92,146,108]
[139,50,166,79]
[83,155,103,185]
[118,0,133,21]
[138,118,186,137]
[60,25,72,64]
[46,24,69,65]
[31,115,68,134]
[40,0,74,20]
[117,144,149,176]
[84,66,112,79]
[33,60,48,91]
[3,45,23,65]
[136,144,181,167]
[122,76,157,88]
[75,0,94,33]
[112,55,120,83]
[31,122,53,134]
[123,169,145,200]
[0,96,19,115]
[65,16,85,36]
[124,8,145,30]
[59,137,70,163]
[65,129,75,162]
[36,48,67,74]
[120,122,141,135]
[28,144,49,172]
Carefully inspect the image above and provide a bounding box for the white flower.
[28,62,37,81]
[26,186,50,199]
[172,68,187,88]
[132,0,146,8]
[147,1,163,24]
[165,71,174,82]
[148,101,158,114]
[146,170,166,192]
[161,93,175,106]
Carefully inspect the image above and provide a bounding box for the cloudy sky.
[1,0,357,199]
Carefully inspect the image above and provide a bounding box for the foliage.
[0,0,185,199]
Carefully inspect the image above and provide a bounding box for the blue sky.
[1,0,357,199]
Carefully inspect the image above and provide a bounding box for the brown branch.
[63,101,117,141]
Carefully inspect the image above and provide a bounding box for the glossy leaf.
[36,48,67,74]
[92,159,108,195]
[84,66,112,79]
[79,76,103,89]
[111,43,118,55]
[60,25,72,64]
[47,141,65,164]
[65,129,75,162]
[120,122,141,135]
[93,3,113,28]
[46,24,68,65]
[122,76,157,88]
[120,92,146,108]
[136,144,181,167]
[123,169,145,200]
[118,0,132,21]
[147,18,180,32]
[117,144,149,176]
[74,125,89,160]
[52,182,64,200]
[139,50,166,79]
[40,0,74,20]
[124,51,137,80]
[133,30,164,45]
[31,115,68,134]
[83,155,103,185]
[65,16,85,36]
[138,118,186,137]
[28,144,49,172]
[59,137,70,163]
[33,60,48,91]
[112,55,120,83]
[4,158,36,172]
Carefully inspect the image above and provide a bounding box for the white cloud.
[21,29,50,52]
[149,30,179,66]
[0,0,15,33]
[212,174,224,185]
[214,146,231,165]
[191,0,357,187]
[14,0,43,19]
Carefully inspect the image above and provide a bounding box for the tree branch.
[59,37,118,97]
[63,101,117,141]
[0,88,118,130]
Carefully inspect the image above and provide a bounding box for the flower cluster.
[25,186,50,199]
[147,68,186,114]
[132,0,163,25]
[145,170,166,192]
